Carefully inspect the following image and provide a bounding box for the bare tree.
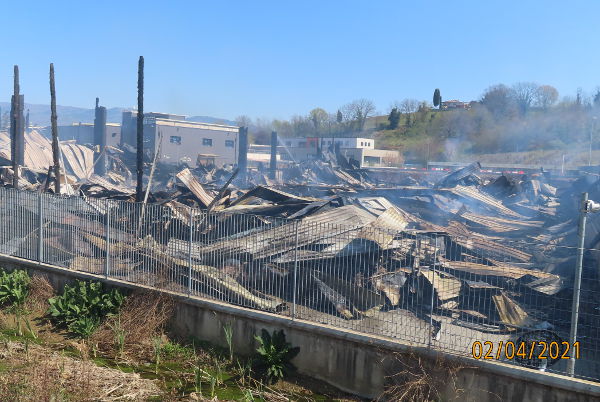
[290,114,313,136]
[534,85,559,109]
[235,115,252,128]
[400,99,419,114]
[272,119,293,137]
[512,82,539,114]
[481,84,517,119]
[342,99,376,131]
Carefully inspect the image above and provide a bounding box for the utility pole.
[136,56,144,202]
[49,63,61,193]
[11,65,20,188]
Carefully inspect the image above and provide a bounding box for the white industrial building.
[281,137,401,167]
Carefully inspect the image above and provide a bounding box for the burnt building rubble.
[2,136,600,372]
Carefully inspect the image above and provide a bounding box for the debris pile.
[2,139,600,375]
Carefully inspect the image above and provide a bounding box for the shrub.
[0,269,30,308]
[254,329,299,384]
[48,281,124,338]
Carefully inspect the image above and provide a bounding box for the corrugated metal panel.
[231,186,320,206]
[441,260,557,280]
[176,168,214,208]
[0,130,94,181]
[450,185,523,218]
[492,292,532,327]
[421,269,461,302]
[460,212,543,233]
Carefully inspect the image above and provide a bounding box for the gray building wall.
[41,123,121,148]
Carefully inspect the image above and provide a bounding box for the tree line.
[236,82,600,159]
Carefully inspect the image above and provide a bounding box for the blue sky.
[1,1,599,120]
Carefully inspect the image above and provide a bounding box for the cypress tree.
[433,88,441,109]
[388,108,400,129]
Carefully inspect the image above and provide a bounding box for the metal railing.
[0,186,598,381]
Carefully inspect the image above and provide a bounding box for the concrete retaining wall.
[2,255,600,401]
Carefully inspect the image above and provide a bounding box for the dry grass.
[0,340,161,401]
[379,351,469,402]
[24,274,55,312]
[91,289,174,359]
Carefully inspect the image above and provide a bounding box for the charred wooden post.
[136,56,144,202]
[17,95,24,167]
[25,109,29,133]
[269,131,277,180]
[93,97,107,176]
[238,126,248,184]
[10,65,21,188]
[49,63,61,193]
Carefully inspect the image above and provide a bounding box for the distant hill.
[0,102,124,126]
[0,102,234,127]
[187,115,237,126]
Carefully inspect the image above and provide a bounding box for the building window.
[299,141,306,147]
[225,140,234,148]
[170,136,182,145]
[203,138,213,146]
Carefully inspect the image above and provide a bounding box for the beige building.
[121,112,239,167]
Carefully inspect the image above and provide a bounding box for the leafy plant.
[47,280,124,338]
[69,316,99,339]
[0,270,30,307]
[254,329,299,384]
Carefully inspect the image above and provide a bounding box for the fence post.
[428,235,437,348]
[291,220,300,320]
[188,205,193,297]
[37,192,43,263]
[568,192,589,377]
[105,199,110,279]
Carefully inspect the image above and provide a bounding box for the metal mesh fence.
[0,186,598,380]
